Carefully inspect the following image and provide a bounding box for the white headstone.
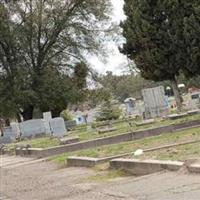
[43,112,52,121]
[43,112,52,134]
[20,119,46,138]
[49,117,67,138]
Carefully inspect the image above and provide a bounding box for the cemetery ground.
[50,126,200,164]
[1,154,200,200]
[1,113,200,199]
[5,112,200,152]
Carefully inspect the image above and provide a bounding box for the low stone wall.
[110,159,184,176]
[17,119,200,158]
[15,147,43,157]
[67,157,99,167]
[66,140,200,168]
[59,136,79,145]
[188,163,200,173]
[66,155,126,167]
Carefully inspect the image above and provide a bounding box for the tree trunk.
[51,108,62,118]
[171,77,182,112]
[17,113,22,123]
[21,105,34,121]
[5,119,10,126]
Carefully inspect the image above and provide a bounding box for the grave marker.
[50,117,67,138]
[20,119,46,138]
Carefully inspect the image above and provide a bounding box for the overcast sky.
[88,0,128,75]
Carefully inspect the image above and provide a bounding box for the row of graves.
[0,112,67,144]
[124,86,200,119]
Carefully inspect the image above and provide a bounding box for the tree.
[87,88,111,107]
[99,71,159,101]
[184,3,200,76]
[0,0,112,120]
[96,100,122,121]
[121,0,194,111]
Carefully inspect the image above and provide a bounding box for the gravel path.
[1,155,200,200]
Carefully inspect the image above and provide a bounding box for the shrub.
[96,101,122,121]
[60,109,72,121]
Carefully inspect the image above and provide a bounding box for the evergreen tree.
[184,3,200,76]
[96,100,122,121]
[121,0,194,111]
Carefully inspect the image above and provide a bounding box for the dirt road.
[1,155,200,200]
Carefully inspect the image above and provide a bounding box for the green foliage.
[183,3,200,76]
[87,88,111,107]
[60,109,73,121]
[121,0,190,81]
[96,100,122,121]
[120,0,196,110]
[99,71,160,101]
[0,0,112,120]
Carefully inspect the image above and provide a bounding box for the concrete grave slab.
[97,127,116,134]
[110,159,184,176]
[188,163,200,173]
[187,109,200,115]
[168,113,188,120]
[67,156,99,167]
[59,136,79,145]
[135,119,155,126]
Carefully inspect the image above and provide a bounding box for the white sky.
[88,0,128,75]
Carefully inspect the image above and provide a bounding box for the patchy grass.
[50,126,200,165]
[48,153,69,165]
[72,127,200,158]
[70,113,200,141]
[139,142,200,161]
[5,112,200,154]
[7,136,59,151]
[87,169,128,182]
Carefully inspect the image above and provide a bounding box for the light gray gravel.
[1,155,200,200]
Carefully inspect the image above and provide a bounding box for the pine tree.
[184,3,200,76]
[96,100,122,121]
[121,0,195,111]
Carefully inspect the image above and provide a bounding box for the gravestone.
[3,127,16,140]
[49,117,67,138]
[0,135,12,144]
[10,122,21,138]
[20,119,46,138]
[43,112,52,134]
[124,97,136,115]
[142,86,168,119]
[0,127,15,144]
